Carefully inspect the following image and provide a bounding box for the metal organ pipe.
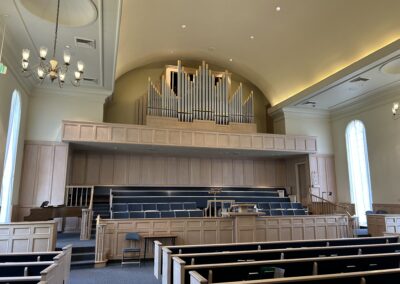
[146,60,254,125]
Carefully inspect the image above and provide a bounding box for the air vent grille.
[302,101,316,107]
[350,77,370,83]
[83,77,98,84]
[75,37,96,49]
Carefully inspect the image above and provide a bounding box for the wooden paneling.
[18,142,69,221]
[0,221,56,253]
[308,154,337,203]
[95,215,349,261]
[68,150,288,187]
[367,214,400,237]
[62,120,317,154]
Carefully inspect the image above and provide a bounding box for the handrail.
[65,186,94,208]
[308,192,352,217]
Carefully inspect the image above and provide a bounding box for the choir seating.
[156,236,399,284]
[182,253,400,284]
[104,187,306,220]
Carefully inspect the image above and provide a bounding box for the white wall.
[275,108,334,155]
[0,67,29,212]
[26,89,106,141]
[331,86,400,204]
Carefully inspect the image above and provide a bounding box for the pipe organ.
[147,60,254,125]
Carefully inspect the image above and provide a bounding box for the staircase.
[91,203,110,237]
[56,233,96,268]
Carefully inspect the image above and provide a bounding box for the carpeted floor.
[56,233,95,248]
[70,262,160,284]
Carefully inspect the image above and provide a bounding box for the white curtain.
[0,91,21,223]
[345,120,372,226]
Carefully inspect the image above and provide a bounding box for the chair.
[258,203,270,210]
[270,210,283,216]
[270,202,282,209]
[261,209,271,216]
[188,210,203,217]
[113,203,128,212]
[157,203,170,211]
[144,211,161,218]
[143,203,157,211]
[294,209,306,215]
[122,232,141,266]
[129,211,145,218]
[282,209,294,215]
[291,202,303,209]
[175,210,189,218]
[183,202,197,210]
[281,202,292,209]
[160,211,175,218]
[170,203,184,210]
[128,203,143,211]
[113,211,129,219]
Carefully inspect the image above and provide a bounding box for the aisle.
[70,262,160,284]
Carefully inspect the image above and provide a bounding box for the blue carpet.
[57,233,95,248]
[70,262,160,284]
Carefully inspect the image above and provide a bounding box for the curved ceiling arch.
[116,52,269,98]
[116,0,400,106]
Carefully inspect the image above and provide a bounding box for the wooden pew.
[175,252,400,284]
[189,268,400,284]
[174,242,400,267]
[157,236,399,284]
[0,245,71,284]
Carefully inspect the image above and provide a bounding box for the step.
[71,252,95,262]
[70,246,96,254]
[71,260,95,268]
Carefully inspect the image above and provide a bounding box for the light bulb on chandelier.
[20,0,84,88]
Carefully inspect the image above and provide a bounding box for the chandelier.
[21,0,84,87]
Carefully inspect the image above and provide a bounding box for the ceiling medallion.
[20,0,84,87]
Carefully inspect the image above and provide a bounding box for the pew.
[189,268,400,284]
[174,242,400,267]
[0,245,71,284]
[177,252,400,284]
[157,236,399,284]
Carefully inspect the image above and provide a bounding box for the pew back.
[181,253,400,284]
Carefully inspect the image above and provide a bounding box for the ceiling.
[116,0,400,106]
[0,0,121,96]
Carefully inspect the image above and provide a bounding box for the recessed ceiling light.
[65,45,70,48]
[170,50,174,54]
[276,6,281,11]
[250,35,255,40]
[229,58,233,62]
[181,24,187,29]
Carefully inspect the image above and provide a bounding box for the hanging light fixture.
[21,0,84,87]
[0,14,8,75]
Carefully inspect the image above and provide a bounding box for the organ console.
[24,206,82,221]
[147,60,254,125]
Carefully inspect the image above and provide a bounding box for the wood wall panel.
[18,142,69,221]
[68,150,288,188]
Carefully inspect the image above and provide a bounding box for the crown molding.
[31,86,111,102]
[330,81,400,121]
[281,107,331,120]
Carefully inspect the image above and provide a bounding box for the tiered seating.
[111,202,204,219]
[257,202,306,216]
[153,236,400,284]
[100,186,306,219]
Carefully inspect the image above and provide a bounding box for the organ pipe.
[147,60,254,125]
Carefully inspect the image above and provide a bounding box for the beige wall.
[26,90,105,142]
[104,61,270,133]
[273,108,333,155]
[331,86,400,204]
[69,149,287,187]
[0,68,29,216]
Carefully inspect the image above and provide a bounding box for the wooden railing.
[65,186,95,240]
[65,186,94,209]
[307,192,356,237]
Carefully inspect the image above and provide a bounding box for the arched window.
[345,120,372,226]
[0,91,21,223]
